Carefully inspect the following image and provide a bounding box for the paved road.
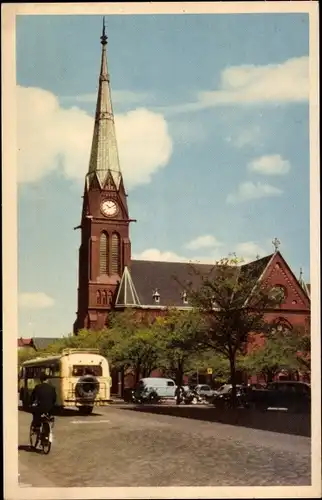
[18,404,311,487]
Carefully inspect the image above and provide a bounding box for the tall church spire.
[87,18,122,189]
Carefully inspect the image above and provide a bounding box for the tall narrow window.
[102,291,107,305]
[100,232,108,275]
[88,238,92,280]
[111,233,121,274]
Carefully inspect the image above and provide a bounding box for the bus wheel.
[78,406,93,415]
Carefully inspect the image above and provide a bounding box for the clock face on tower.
[101,199,119,217]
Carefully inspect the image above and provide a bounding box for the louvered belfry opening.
[99,232,109,274]
[111,233,121,274]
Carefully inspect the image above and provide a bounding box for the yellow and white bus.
[18,348,112,414]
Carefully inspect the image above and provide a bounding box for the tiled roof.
[32,337,60,351]
[17,338,33,347]
[239,254,273,281]
[128,256,272,307]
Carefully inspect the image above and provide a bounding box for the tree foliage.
[154,309,205,385]
[240,332,297,382]
[18,347,37,366]
[103,325,161,382]
[179,255,284,403]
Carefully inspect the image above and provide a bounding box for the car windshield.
[217,385,231,394]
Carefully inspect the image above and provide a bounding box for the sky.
[16,13,310,339]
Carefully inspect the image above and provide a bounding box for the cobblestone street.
[18,404,311,487]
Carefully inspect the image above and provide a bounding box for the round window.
[269,285,286,302]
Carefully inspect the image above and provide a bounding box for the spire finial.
[101,17,107,46]
[272,237,280,253]
[299,267,303,280]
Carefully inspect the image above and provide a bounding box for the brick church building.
[73,24,311,391]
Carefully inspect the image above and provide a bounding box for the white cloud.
[133,248,189,263]
[235,241,268,263]
[248,154,291,175]
[17,86,173,189]
[19,292,55,309]
[227,181,283,204]
[115,108,173,189]
[133,240,272,266]
[185,235,223,250]
[160,56,308,116]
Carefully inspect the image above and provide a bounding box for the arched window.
[111,233,121,274]
[96,291,101,305]
[271,317,293,334]
[102,291,107,305]
[100,232,108,275]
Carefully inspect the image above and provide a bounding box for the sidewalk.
[121,404,311,437]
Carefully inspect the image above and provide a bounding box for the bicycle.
[29,413,55,454]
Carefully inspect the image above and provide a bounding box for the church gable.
[260,252,310,310]
[102,171,117,191]
[115,266,141,308]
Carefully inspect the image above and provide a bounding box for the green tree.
[293,329,311,373]
[18,347,37,367]
[240,331,300,383]
[191,350,231,385]
[183,255,283,405]
[154,309,206,403]
[100,312,162,383]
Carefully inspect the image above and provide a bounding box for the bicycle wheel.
[29,424,39,449]
[41,422,52,455]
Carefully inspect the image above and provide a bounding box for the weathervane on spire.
[101,16,107,46]
[272,237,281,253]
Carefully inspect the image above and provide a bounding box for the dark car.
[211,384,248,408]
[248,381,310,413]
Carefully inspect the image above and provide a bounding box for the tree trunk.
[135,363,141,384]
[175,365,184,405]
[266,369,274,383]
[229,354,237,408]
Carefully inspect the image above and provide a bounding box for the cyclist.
[30,372,57,431]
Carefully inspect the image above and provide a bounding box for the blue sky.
[16,13,310,338]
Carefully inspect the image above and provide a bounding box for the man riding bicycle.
[30,372,57,430]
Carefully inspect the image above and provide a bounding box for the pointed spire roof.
[87,18,122,190]
[298,267,311,299]
[115,266,141,307]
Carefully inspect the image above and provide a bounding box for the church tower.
[74,21,132,333]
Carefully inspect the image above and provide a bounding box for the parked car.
[183,388,207,405]
[134,377,177,401]
[210,384,248,407]
[194,384,217,399]
[248,381,311,412]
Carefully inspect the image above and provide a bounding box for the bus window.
[49,362,60,377]
[72,365,103,377]
[26,367,34,379]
